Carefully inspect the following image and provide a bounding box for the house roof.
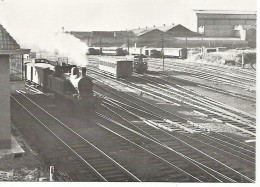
[0,24,20,50]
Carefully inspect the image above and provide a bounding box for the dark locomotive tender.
[25,59,98,110]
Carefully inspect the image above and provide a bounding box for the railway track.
[133,74,256,134]
[94,85,255,182]
[148,58,256,84]
[86,66,255,138]
[11,55,255,182]
[12,89,227,182]
[101,96,255,162]
[88,55,256,102]
[11,92,140,182]
[82,68,255,181]
[12,84,255,182]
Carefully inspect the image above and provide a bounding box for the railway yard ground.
[6,55,256,182]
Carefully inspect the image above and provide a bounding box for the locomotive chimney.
[71,67,79,77]
[81,67,86,77]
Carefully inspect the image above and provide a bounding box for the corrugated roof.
[69,31,92,38]
[130,24,199,37]
[0,24,20,50]
[131,28,163,36]
[193,10,256,15]
[92,31,115,37]
[131,25,174,35]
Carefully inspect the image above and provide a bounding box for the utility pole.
[161,33,164,70]
[127,33,130,55]
[99,36,102,55]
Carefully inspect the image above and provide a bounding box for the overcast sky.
[0,0,257,46]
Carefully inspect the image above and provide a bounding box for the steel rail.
[11,94,107,182]
[102,98,255,163]
[13,91,141,182]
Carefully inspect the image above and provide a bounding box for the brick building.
[0,24,30,150]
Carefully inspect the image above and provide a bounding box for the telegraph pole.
[161,33,164,70]
[99,36,102,55]
[127,33,130,55]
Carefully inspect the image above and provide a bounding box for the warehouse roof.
[131,28,163,36]
[92,31,115,37]
[69,31,92,39]
[130,24,199,37]
[193,10,256,15]
[175,37,245,41]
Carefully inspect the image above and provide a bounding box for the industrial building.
[70,24,200,48]
[194,10,256,37]
[0,24,30,151]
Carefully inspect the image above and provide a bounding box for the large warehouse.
[193,10,256,37]
[70,24,200,48]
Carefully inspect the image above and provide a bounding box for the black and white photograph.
[0,0,257,183]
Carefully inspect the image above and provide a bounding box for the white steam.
[19,31,89,67]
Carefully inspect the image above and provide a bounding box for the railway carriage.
[86,47,101,55]
[163,48,188,59]
[129,47,142,56]
[101,47,128,56]
[98,57,133,78]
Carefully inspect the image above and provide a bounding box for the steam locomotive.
[24,59,98,110]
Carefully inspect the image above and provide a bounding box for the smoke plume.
[18,31,89,67]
